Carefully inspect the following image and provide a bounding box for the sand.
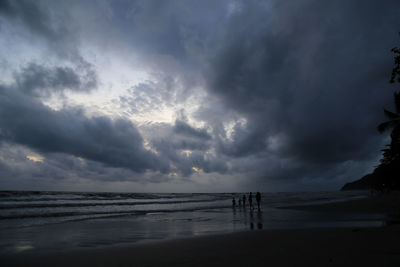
[2,226,400,267]
[279,191,400,214]
[2,192,400,267]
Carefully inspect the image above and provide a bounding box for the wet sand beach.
[2,225,400,267]
[278,191,400,214]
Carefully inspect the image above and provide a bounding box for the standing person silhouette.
[232,197,236,207]
[248,192,253,210]
[242,195,246,208]
[256,192,261,211]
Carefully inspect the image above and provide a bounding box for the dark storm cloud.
[0,67,168,174]
[205,0,400,173]
[1,0,400,190]
[15,63,97,96]
[0,0,60,40]
[173,120,211,140]
[0,62,224,180]
[143,121,227,176]
[151,139,228,176]
[0,0,92,67]
[106,0,229,64]
[0,143,170,189]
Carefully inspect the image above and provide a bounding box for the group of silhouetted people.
[232,192,262,211]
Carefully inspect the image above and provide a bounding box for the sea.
[0,190,386,254]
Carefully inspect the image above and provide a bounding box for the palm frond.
[395,92,400,114]
[384,108,400,119]
[377,120,399,133]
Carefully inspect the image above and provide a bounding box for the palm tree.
[377,91,400,151]
[376,92,400,191]
[372,37,400,191]
[378,92,400,131]
[390,46,400,84]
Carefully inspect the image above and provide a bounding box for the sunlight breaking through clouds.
[26,155,44,163]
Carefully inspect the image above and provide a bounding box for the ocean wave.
[0,205,231,220]
[0,191,231,202]
[0,198,221,210]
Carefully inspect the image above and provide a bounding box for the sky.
[0,0,399,192]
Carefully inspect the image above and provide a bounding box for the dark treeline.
[373,37,400,191]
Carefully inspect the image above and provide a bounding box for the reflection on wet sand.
[233,203,263,230]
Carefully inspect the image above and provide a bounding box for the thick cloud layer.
[16,63,97,96]
[0,66,166,174]
[204,0,400,176]
[0,0,62,41]
[0,0,399,192]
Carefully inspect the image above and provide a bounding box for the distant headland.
[341,174,375,191]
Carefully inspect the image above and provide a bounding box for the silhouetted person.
[232,197,236,207]
[238,198,242,206]
[242,195,246,208]
[256,192,261,211]
[248,192,253,210]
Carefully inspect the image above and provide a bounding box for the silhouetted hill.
[341,173,374,191]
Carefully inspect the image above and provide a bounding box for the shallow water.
[0,190,386,254]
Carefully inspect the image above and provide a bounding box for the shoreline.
[278,191,400,214]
